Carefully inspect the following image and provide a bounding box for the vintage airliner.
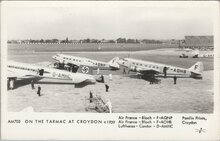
[52,54,120,70]
[192,50,214,58]
[117,58,203,79]
[7,61,96,89]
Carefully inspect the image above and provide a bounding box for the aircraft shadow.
[35,81,95,88]
[75,81,96,88]
[35,81,74,85]
[8,78,95,90]
[122,74,162,84]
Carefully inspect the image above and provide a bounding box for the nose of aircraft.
[52,55,57,60]
[85,75,96,84]
[90,77,96,83]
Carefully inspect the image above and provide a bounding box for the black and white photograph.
[1,1,219,140]
[5,2,215,113]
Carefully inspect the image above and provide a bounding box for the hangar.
[180,36,214,50]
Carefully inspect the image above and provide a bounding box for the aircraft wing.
[7,70,39,80]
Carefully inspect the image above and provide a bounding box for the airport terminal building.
[180,36,214,50]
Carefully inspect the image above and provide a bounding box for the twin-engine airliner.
[118,58,203,79]
[52,54,120,70]
[7,61,96,88]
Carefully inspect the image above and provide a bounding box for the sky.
[4,2,216,40]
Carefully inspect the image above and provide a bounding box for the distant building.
[182,36,214,50]
[69,40,79,44]
[160,39,179,44]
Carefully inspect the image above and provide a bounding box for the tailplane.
[108,57,120,70]
[77,65,93,75]
[188,62,203,79]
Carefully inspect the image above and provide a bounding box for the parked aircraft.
[192,50,214,58]
[118,58,203,79]
[52,54,120,70]
[7,61,96,89]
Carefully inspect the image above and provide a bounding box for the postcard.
[1,1,219,140]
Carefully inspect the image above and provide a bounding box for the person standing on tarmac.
[101,74,104,83]
[174,76,177,85]
[109,74,112,81]
[89,91,93,103]
[9,79,14,90]
[163,66,167,78]
[31,80,35,90]
[37,85,41,96]
[105,84,109,92]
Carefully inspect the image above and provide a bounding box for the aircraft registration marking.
[52,72,71,79]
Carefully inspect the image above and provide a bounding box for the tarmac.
[7,70,213,113]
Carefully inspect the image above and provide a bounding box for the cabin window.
[174,69,176,72]
[184,70,186,73]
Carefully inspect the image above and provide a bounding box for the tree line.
[8,38,163,44]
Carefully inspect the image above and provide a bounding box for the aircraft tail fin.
[108,57,120,69]
[77,65,93,75]
[188,62,203,79]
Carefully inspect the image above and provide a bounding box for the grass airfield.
[7,47,214,113]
